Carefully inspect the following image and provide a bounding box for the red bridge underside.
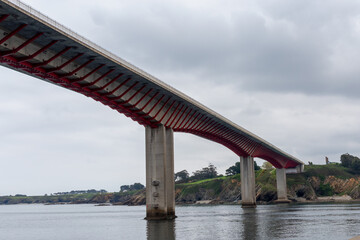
[0,14,300,169]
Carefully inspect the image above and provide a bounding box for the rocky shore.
[1,164,360,206]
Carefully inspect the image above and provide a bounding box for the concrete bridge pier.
[275,168,291,203]
[145,125,176,220]
[240,156,256,207]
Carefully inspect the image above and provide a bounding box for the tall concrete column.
[240,156,256,207]
[145,125,175,220]
[165,128,175,219]
[275,168,290,203]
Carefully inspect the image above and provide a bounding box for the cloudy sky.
[1,0,360,195]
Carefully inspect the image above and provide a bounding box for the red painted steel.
[178,110,197,130]
[135,91,159,113]
[0,32,43,57]
[151,97,172,121]
[60,59,94,78]
[146,94,165,116]
[0,14,9,23]
[72,64,104,82]
[80,69,114,88]
[34,46,71,67]
[119,85,146,105]
[164,102,180,126]
[46,53,84,73]
[92,73,124,92]
[0,11,302,168]
[110,81,139,100]
[132,88,153,108]
[172,106,188,129]
[157,100,176,124]
[0,24,27,45]
[18,40,58,62]
[102,77,131,96]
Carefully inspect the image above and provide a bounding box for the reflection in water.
[241,207,258,240]
[147,219,175,240]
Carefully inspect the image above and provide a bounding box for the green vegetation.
[120,183,144,192]
[303,163,353,179]
[340,153,360,173]
[3,154,360,205]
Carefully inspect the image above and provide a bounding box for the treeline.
[53,189,107,195]
[120,183,145,192]
[175,161,261,183]
[340,153,360,172]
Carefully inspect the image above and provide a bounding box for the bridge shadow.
[146,219,175,240]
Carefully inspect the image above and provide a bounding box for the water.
[0,203,360,240]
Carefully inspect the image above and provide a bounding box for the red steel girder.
[101,77,130,96]
[168,104,185,128]
[151,96,172,121]
[0,55,155,127]
[134,91,160,113]
[131,88,153,109]
[0,32,43,57]
[60,58,94,78]
[164,102,181,127]
[80,69,114,88]
[178,109,196,130]
[33,46,71,67]
[193,116,210,131]
[119,85,146,105]
[146,94,165,116]
[156,100,176,124]
[176,108,193,129]
[110,81,139,101]
[171,106,188,129]
[46,53,84,73]
[188,114,206,130]
[72,64,105,83]
[0,15,9,23]
[0,24,27,45]
[91,73,124,92]
[18,40,58,63]
[183,112,200,130]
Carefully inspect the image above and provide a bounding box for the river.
[0,203,359,240]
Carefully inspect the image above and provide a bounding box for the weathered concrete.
[145,125,175,220]
[240,156,256,207]
[275,168,291,203]
[165,128,176,219]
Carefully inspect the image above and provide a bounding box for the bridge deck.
[0,0,303,169]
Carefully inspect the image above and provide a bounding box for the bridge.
[0,0,304,219]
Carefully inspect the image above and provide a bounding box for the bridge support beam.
[240,156,256,207]
[275,168,291,203]
[145,125,176,220]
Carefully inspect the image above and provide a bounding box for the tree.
[131,183,145,191]
[340,153,360,170]
[226,161,260,176]
[262,162,274,170]
[120,185,130,192]
[226,162,240,176]
[192,164,218,180]
[120,183,145,192]
[254,161,261,170]
[175,170,189,182]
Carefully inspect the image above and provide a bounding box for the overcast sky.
[1,0,360,196]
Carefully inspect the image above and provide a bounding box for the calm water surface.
[0,203,359,240]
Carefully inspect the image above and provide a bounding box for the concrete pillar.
[240,156,256,207]
[145,125,175,220]
[165,128,176,219]
[275,168,290,203]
